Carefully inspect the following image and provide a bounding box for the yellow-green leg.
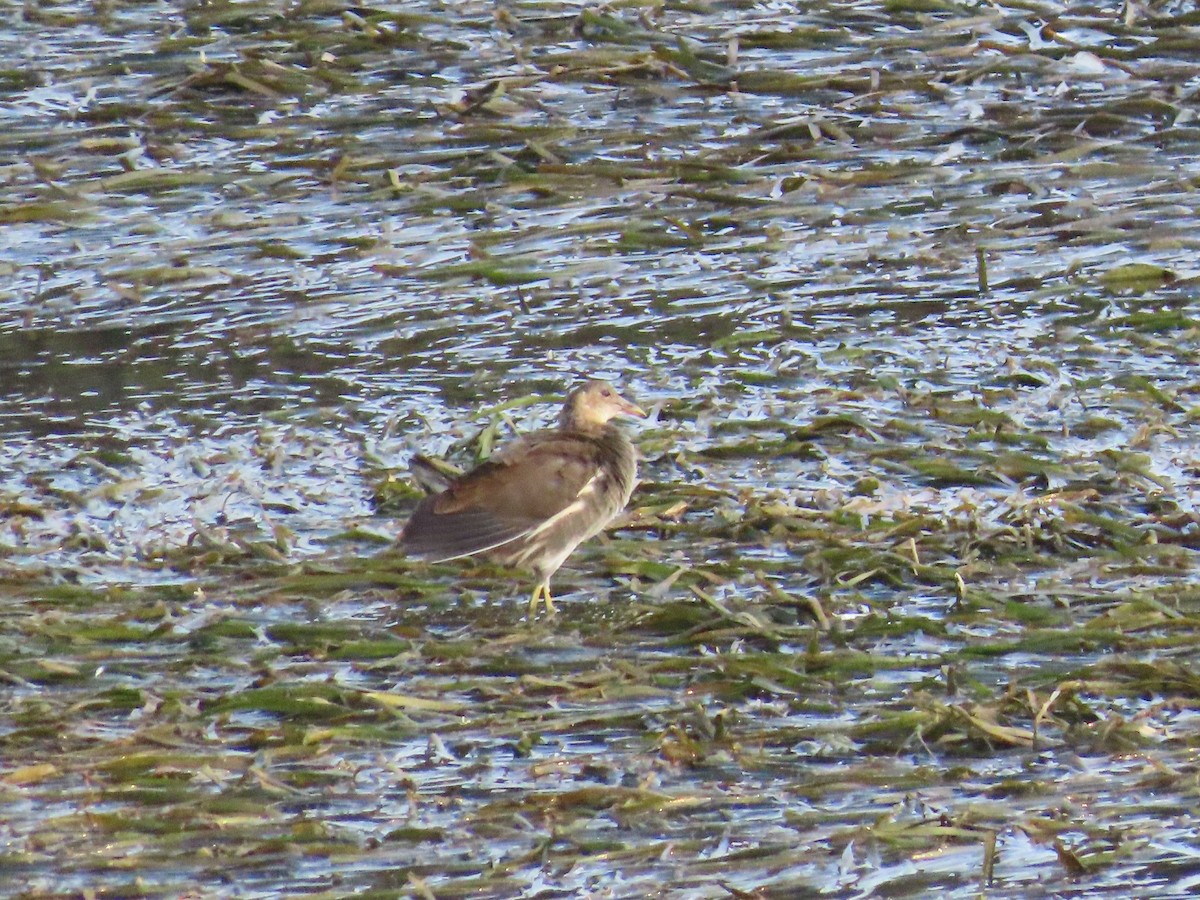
[527,583,557,618]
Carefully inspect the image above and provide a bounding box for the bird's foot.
[527,583,557,619]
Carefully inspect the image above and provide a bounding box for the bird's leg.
[527,582,557,618]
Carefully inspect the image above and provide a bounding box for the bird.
[397,379,647,618]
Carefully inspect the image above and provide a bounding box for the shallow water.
[3,0,1200,897]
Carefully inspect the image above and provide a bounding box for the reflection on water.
[3,0,1195,449]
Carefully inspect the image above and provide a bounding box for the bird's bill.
[617,395,648,419]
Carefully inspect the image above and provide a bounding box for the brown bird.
[398,380,647,617]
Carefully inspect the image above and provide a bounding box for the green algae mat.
[4,0,1200,897]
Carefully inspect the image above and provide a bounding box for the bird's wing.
[397,433,605,563]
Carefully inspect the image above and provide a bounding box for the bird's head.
[560,380,647,430]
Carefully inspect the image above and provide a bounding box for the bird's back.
[398,425,637,574]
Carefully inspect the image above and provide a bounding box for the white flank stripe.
[527,471,603,540]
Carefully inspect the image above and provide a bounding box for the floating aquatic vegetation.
[3,0,1200,895]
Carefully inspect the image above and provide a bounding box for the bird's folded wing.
[398,435,605,562]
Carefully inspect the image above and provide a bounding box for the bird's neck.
[558,410,606,433]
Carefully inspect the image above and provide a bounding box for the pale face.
[570,381,647,428]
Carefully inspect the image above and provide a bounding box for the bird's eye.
[601,388,612,397]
